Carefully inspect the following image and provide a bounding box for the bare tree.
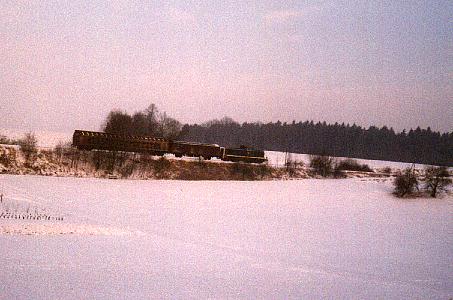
[54,140,72,162]
[19,132,38,162]
[131,112,149,136]
[285,152,303,177]
[101,103,182,139]
[157,112,182,140]
[309,155,334,177]
[103,110,133,135]
[393,167,419,197]
[145,103,160,136]
[424,166,451,197]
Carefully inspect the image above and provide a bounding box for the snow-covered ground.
[0,128,72,148]
[265,150,417,170]
[0,175,452,299]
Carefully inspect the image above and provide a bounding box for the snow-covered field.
[265,150,417,170]
[0,175,452,299]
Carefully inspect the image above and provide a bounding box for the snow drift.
[0,175,452,299]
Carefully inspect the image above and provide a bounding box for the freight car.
[72,130,267,163]
[170,140,223,160]
[223,146,267,164]
[72,130,170,155]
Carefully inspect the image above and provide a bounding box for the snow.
[0,220,135,236]
[0,128,72,148]
[0,175,452,299]
[265,150,418,170]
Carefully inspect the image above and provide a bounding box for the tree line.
[179,118,452,166]
[99,105,452,166]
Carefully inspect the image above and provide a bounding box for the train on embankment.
[72,130,267,164]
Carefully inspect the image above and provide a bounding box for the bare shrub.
[333,167,347,178]
[0,151,11,167]
[19,132,38,162]
[231,162,256,180]
[393,168,419,197]
[424,166,451,198]
[65,147,82,169]
[153,156,171,174]
[309,155,334,177]
[89,150,116,172]
[0,134,17,145]
[114,152,130,169]
[139,154,154,175]
[91,151,104,171]
[175,160,223,180]
[99,151,117,172]
[54,141,72,162]
[257,163,272,179]
[118,161,136,178]
[0,147,17,168]
[197,156,207,168]
[382,167,392,174]
[285,154,303,177]
[336,159,373,172]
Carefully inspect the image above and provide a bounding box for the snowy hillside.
[0,175,452,299]
[265,150,419,170]
[0,128,440,172]
[0,128,72,148]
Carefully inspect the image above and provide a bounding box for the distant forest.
[99,105,452,167]
[180,118,453,166]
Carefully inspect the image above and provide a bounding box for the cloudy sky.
[1,1,452,133]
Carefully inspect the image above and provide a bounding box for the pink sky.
[1,1,452,133]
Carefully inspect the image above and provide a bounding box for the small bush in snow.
[153,156,171,174]
[0,134,17,145]
[18,132,38,162]
[309,155,334,177]
[256,163,272,179]
[0,152,8,166]
[231,162,256,180]
[424,166,451,198]
[332,167,347,178]
[196,156,207,168]
[285,155,303,177]
[0,148,16,167]
[393,168,419,197]
[54,141,72,161]
[381,166,392,174]
[336,159,373,172]
[118,161,136,178]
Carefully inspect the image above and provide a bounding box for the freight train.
[72,130,267,164]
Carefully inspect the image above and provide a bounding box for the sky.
[1,0,452,133]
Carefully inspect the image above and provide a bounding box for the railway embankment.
[0,144,311,180]
[0,144,397,180]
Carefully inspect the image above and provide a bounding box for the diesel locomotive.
[72,130,267,164]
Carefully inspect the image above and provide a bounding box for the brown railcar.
[72,130,267,163]
[223,146,267,163]
[72,130,170,155]
[170,141,224,159]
